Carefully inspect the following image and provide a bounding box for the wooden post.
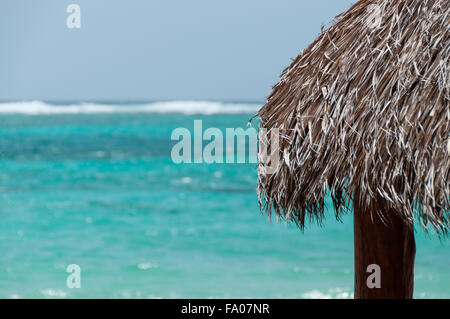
[353,197,416,299]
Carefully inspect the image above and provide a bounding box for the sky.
[0,0,355,102]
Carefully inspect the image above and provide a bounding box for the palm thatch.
[257,0,449,233]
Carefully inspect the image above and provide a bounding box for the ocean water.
[0,101,448,299]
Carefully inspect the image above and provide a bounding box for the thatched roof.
[257,0,449,233]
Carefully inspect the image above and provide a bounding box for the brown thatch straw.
[257,0,449,233]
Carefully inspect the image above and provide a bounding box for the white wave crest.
[0,100,261,115]
[301,288,353,299]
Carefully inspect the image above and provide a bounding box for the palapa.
[256,0,449,298]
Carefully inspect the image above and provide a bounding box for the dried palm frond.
[257,0,449,233]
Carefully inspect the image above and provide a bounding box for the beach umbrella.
[256,0,449,299]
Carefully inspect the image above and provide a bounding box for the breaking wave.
[0,100,261,115]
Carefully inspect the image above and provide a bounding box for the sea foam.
[0,100,261,115]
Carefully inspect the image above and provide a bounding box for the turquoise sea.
[0,101,448,299]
